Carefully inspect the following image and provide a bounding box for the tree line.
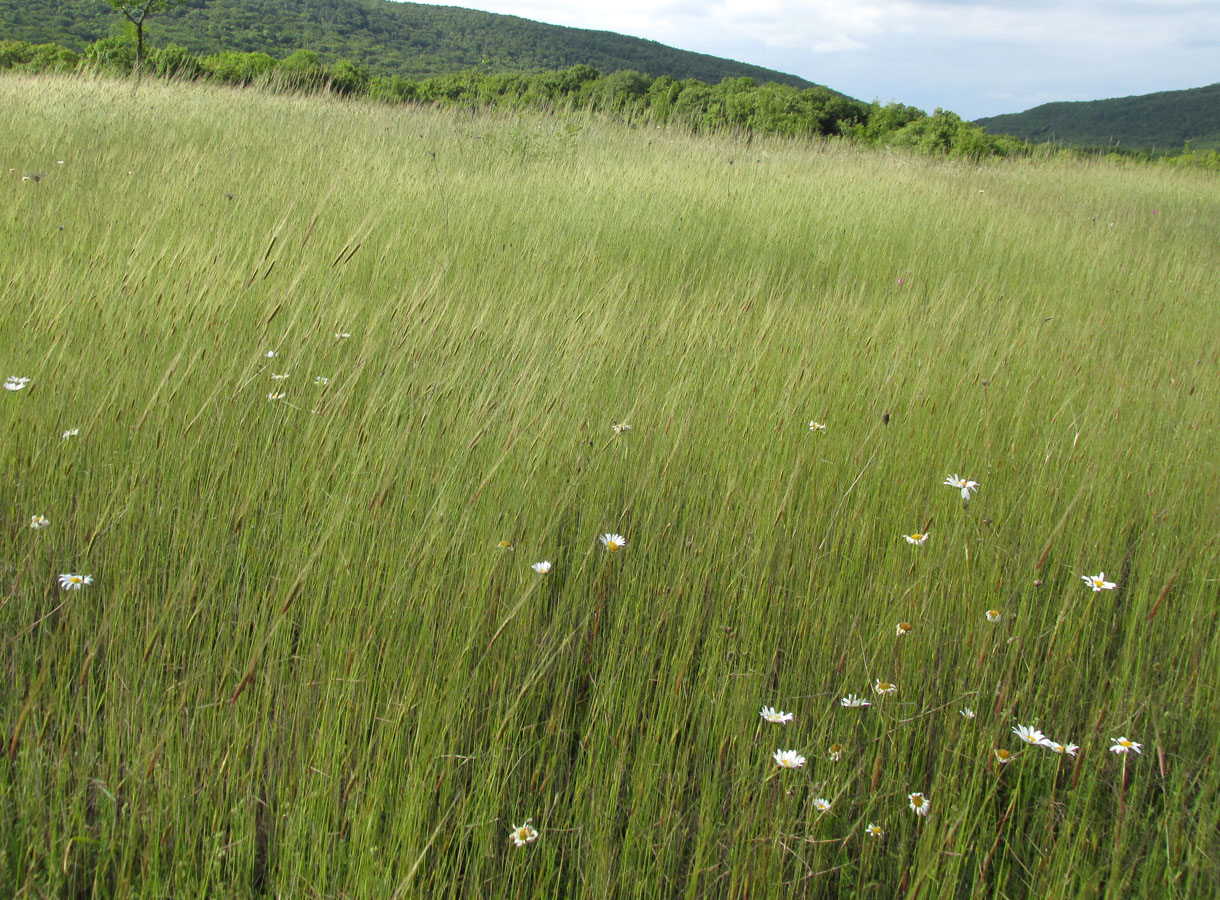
[3,35,1218,168]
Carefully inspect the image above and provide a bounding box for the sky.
[402,1,1220,120]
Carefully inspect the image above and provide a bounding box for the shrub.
[149,44,200,79]
[198,51,279,86]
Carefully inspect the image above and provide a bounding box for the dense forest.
[0,0,818,87]
[976,83,1220,152]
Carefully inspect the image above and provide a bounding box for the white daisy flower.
[986,609,1001,623]
[944,475,980,500]
[908,792,931,816]
[994,748,1013,764]
[498,540,514,551]
[1110,737,1142,755]
[1082,572,1117,592]
[1012,724,1046,746]
[314,376,329,386]
[895,621,913,637]
[264,351,278,358]
[760,706,793,725]
[773,749,806,769]
[840,694,871,708]
[58,573,93,590]
[960,707,976,720]
[61,428,79,440]
[904,532,929,545]
[600,533,626,552]
[270,372,289,380]
[29,514,50,530]
[1042,740,1079,757]
[334,332,351,340]
[865,823,884,838]
[873,679,897,696]
[530,561,552,574]
[809,421,827,433]
[4,376,31,391]
[508,820,538,847]
[827,743,843,762]
[611,422,632,434]
[267,392,286,401]
[813,798,832,812]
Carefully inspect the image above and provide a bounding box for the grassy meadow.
[2,73,1219,899]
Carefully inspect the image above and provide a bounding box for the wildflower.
[908,792,931,816]
[264,351,277,358]
[335,332,351,339]
[270,373,289,380]
[1110,737,1142,755]
[961,707,975,720]
[267,392,286,401]
[994,748,1013,764]
[760,706,793,725]
[29,515,50,530]
[986,609,1001,623]
[895,621,913,637]
[314,376,329,386]
[874,679,897,696]
[498,540,514,551]
[58,573,93,590]
[611,422,632,434]
[904,532,929,545]
[840,694,871,708]
[827,743,843,762]
[600,533,626,552]
[865,823,884,838]
[1082,572,1117,592]
[944,475,980,500]
[62,428,79,440]
[813,798,832,812]
[530,561,551,574]
[1043,740,1079,757]
[4,376,31,391]
[1012,724,1046,746]
[508,820,538,847]
[773,749,806,769]
[809,420,827,433]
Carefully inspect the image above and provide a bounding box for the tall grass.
[2,72,1219,899]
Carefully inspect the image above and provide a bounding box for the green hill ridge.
[0,0,822,87]
[975,83,1220,152]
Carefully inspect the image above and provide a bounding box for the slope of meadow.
[2,74,1219,899]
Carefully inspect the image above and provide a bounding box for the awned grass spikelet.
[1,72,1219,900]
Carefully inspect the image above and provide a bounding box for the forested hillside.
[976,83,1220,151]
[0,0,819,86]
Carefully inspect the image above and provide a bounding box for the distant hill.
[0,0,821,88]
[976,83,1220,152]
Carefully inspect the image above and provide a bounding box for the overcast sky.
[404,1,1220,119]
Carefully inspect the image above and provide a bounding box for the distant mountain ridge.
[975,83,1220,152]
[0,0,822,88]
